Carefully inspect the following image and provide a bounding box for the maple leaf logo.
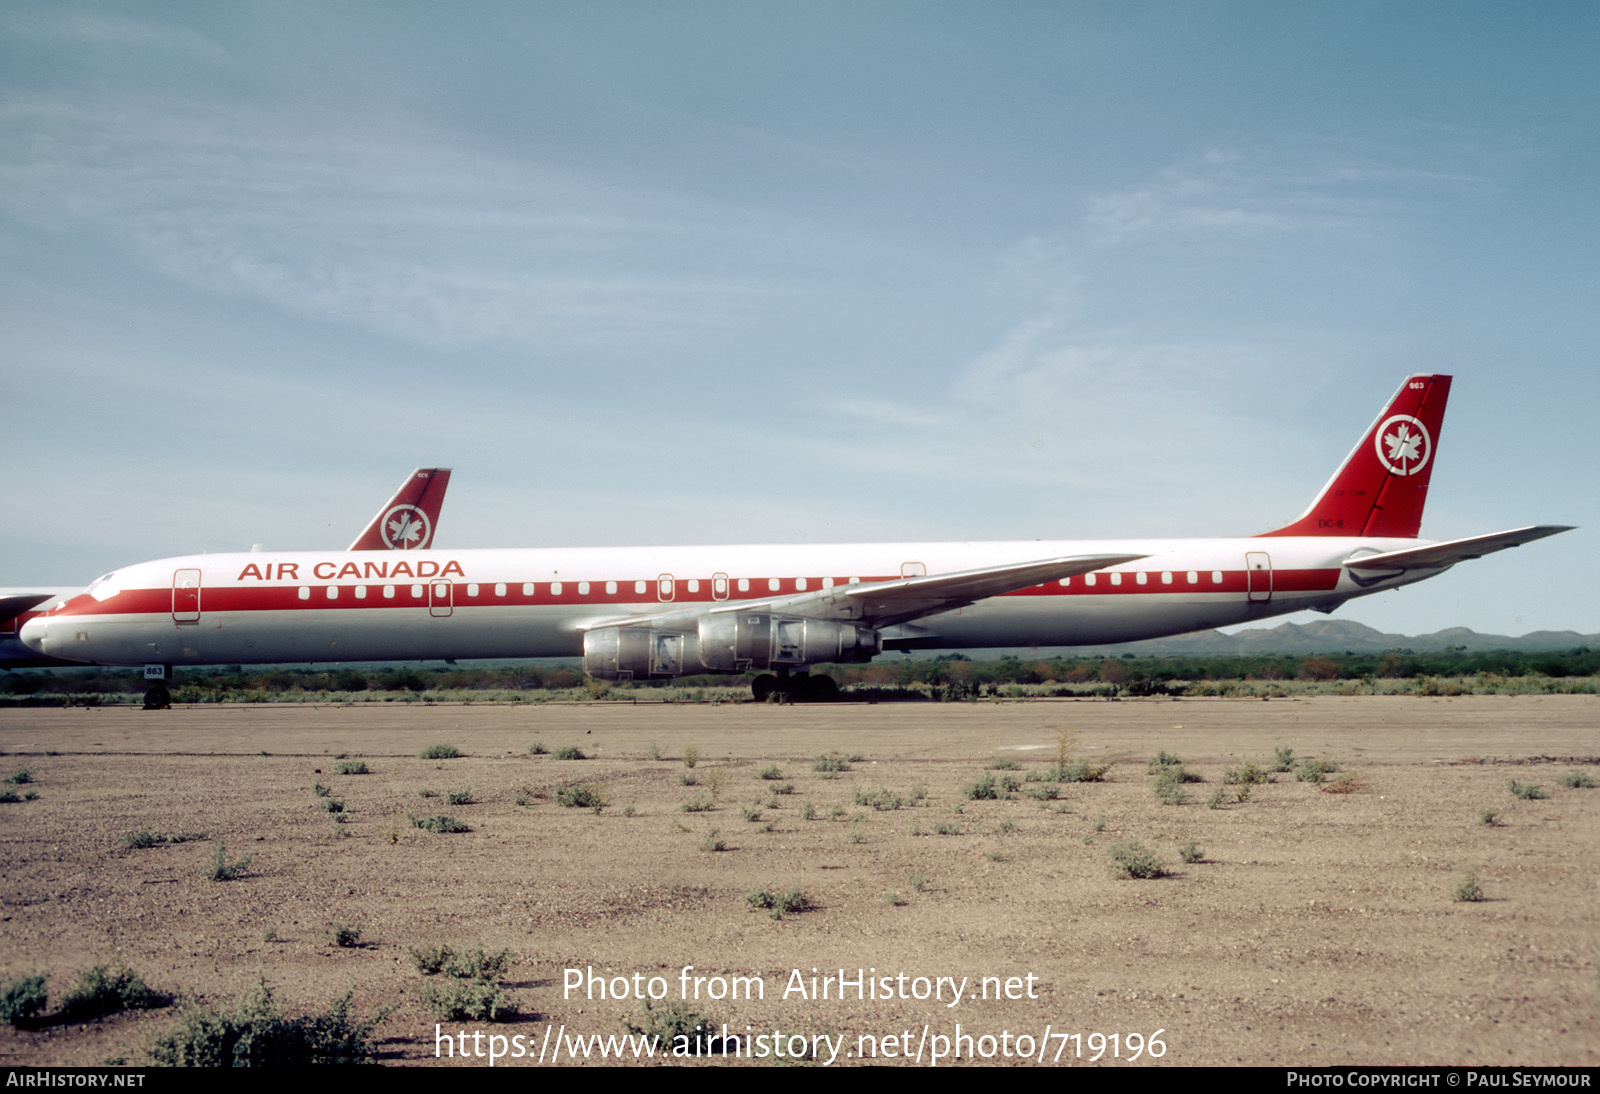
[380,505,431,549]
[1374,415,1431,476]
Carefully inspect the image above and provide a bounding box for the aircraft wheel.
[808,674,840,702]
[751,674,779,702]
[143,683,171,711]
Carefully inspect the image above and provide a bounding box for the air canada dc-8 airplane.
[1,467,451,679]
[20,375,1571,705]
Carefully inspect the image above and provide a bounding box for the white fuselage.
[21,535,1435,668]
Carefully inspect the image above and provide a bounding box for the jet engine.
[582,613,880,680]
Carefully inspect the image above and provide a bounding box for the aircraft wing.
[1344,526,1574,572]
[587,553,1145,632]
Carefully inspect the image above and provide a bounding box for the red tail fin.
[1260,375,1450,538]
[348,468,452,551]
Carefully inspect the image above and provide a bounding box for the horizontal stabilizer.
[1345,526,1575,571]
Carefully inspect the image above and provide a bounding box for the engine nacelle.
[584,614,882,680]
[698,613,879,672]
[582,626,697,681]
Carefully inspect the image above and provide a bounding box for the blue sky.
[3,2,1595,638]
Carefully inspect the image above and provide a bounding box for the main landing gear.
[751,671,841,704]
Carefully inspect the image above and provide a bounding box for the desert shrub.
[444,945,512,981]
[421,744,462,760]
[149,981,388,1065]
[1508,780,1548,800]
[1206,786,1230,809]
[1273,747,1296,772]
[989,759,1022,771]
[1147,751,1183,773]
[1454,872,1485,903]
[681,794,714,813]
[799,800,816,821]
[335,761,369,775]
[1294,759,1340,784]
[1560,771,1596,789]
[421,979,516,1023]
[627,1001,722,1055]
[1108,842,1168,880]
[700,829,727,852]
[1479,809,1502,826]
[409,945,453,975]
[1224,761,1271,786]
[745,885,812,919]
[1178,841,1203,864]
[326,924,361,948]
[5,769,33,785]
[207,842,250,881]
[1152,769,1188,806]
[61,965,169,1019]
[1049,758,1113,783]
[320,798,345,814]
[527,742,549,755]
[554,746,585,761]
[682,745,700,769]
[1,975,48,1026]
[812,753,850,773]
[444,788,476,806]
[854,786,905,810]
[123,828,162,849]
[410,814,471,833]
[757,765,783,780]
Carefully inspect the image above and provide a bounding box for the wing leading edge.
[587,553,1147,633]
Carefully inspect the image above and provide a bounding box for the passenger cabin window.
[605,581,617,595]
[1187,571,1198,584]
[1211,571,1223,584]
[467,583,480,597]
[768,578,780,592]
[1085,574,1097,587]
[383,585,396,599]
[688,579,700,593]
[823,577,835,589]
[1136,572,1148,585]
[1058,577,1069,586]
[411,584,424,598]
[635,580,647,595]
[738,578,750,592]
[1110,573,1121,586]
[522,582,534,596]
[1161,572,1173,584]
[495,583,507,597]
[298,587,310,600]
[551,582,563,596]
[796,577,807,591]
[578,582,590,596]
[355,585,367,599]
[326,586,338,600]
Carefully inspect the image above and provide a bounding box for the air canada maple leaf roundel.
[381,504,431,549]
[1374,415,1432,476]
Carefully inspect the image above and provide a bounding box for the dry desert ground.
[1,693,1597,1067]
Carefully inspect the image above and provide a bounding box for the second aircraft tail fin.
[1260,374,1451,539]
[348,468,453,551]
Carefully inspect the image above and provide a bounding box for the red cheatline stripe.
[52,568,1342,619]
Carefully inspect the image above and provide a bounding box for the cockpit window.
[86,573,124,601]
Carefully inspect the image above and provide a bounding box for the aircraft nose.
[19,616,49,655]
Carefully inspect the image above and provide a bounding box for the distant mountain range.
[969,620,1598,658]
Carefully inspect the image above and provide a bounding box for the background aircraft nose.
[19,616,49,655]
